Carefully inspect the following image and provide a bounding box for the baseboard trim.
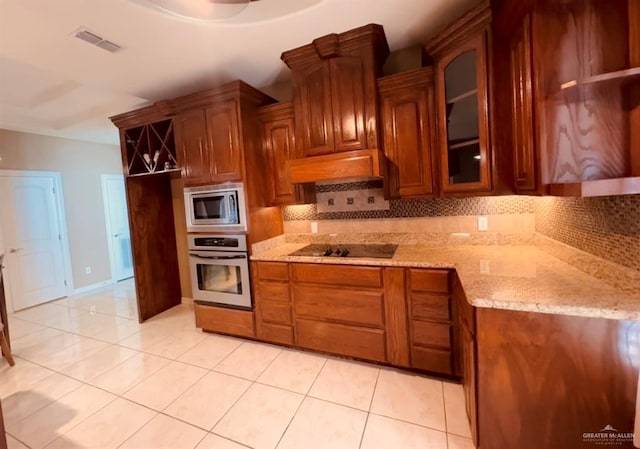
[181,296,194,304]
[73,279,115,295]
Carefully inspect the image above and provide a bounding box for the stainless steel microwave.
[184,183,247,232]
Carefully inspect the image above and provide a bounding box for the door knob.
[9,247,23,253]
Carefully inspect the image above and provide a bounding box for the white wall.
[0,129,122,289]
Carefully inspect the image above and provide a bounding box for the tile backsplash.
[283,181,534,221]
[535,195,640,271]
[282,182,640,271]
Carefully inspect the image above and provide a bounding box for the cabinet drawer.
[257,281,290,303]
[296,319,386,362]
[292,264,382,288]
[260,301,292,325]
[411,346,453,375]
[258,322,294,346]
[411,293,451,322]
[195,304,255,338]
[409,269,450,293]
[293,285,384,327]
[257,262,289,281]
[412,321,452,349]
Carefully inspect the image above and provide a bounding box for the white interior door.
[0,173,69,310]
[102,175,133,281]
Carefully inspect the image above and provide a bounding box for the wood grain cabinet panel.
[296,318,386,362]
[383,268,410,367]
[329,57,368,152]
[195,304,255,338]
[174,110,211,186]
[206,100,243,183]
[259,322,294,346]
[258,102,315,206]
[407,268,456,376]
[378,68,437,198]
[412,321,452,349]
[256,282,290,303]
[411,346,453,375]
[294,63,334,156]
[281,24,388,157]
[253,262,293,344]
[476,308,639,449]
[409,269,451,294]
[261,105,299,204]
[509,13,538,193]
[260,301,292,325]
[460,320,478,446]
[292,264,383,288]
[293,285,384,328]
[256,262,289,282]
[411,293,452,322]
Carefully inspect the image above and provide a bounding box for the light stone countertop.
[251,240,640,321]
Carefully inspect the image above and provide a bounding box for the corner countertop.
[250,237,640,321]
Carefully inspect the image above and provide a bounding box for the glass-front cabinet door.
[436,33,491,193]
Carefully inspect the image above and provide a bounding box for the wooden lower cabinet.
[258,322,294,346]
[194,304,255,338]
[476,308,639,449]
[253,262,295,345]
[460,320,478,447]
[296,319,386,362]
[407,269,456,376]
[250,261,460,376]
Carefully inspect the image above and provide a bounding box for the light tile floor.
[1,279,474,449]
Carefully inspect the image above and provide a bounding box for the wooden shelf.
[126,168,182,178]
[548,176,640,197]
[551,67,640,95]
[446,88,478,105]
[448,138,480,150]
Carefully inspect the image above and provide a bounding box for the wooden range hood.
[281,24,390,187]
[287,148,388,184]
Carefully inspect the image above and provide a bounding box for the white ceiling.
[0,0,477,145]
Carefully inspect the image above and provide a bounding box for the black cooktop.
[288,243,398,259]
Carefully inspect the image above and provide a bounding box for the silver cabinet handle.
[190,254,246,260]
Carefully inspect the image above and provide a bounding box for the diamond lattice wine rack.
[124,119,180,177]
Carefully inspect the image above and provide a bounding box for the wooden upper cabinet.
[281,24,389,158]
[174,109,211,186]
[257,102,314,205]
[295,63,334,156]
[436,34,491,193]
[329,56,368,152]
[509,14,538,193]
[426,1,493,195]
[206,100,243,183]
[378,68,436,197]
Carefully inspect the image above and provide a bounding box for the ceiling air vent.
[73,28,122,53]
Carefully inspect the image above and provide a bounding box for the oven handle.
[189,254,247,260]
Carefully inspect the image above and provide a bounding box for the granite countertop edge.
[250,242,640,322]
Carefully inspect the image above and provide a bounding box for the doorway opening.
[101,174,134,283]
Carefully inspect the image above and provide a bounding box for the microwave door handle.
[190,254,247,260]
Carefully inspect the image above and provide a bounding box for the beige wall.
[0,129,122,289]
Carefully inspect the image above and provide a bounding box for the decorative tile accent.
[316,185,390,213]
[282,185,534,221]
[316,180,382,192]
[534,195,640,271]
